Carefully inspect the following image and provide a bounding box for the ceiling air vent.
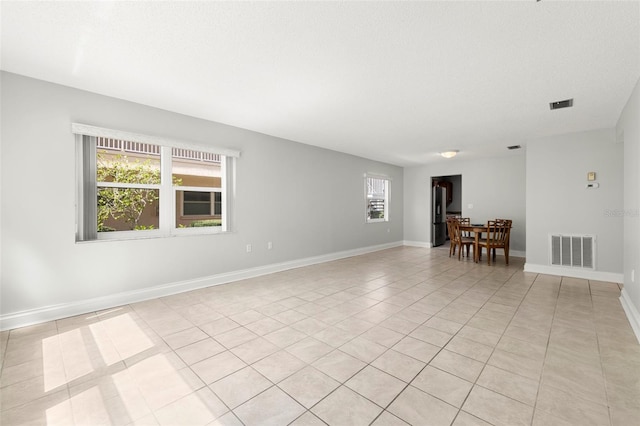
[507,145,521,150]
[549,99,574,110]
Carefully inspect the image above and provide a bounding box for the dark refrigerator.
[432,187,447,247]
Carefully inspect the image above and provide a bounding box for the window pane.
[366,177,388,222]
[97,138,161,184]
[97,187,159,232]
[172,149,222,188]
[180,190,212,216]
[184,191,211,203]
[184,201,211,215]
[368,198,385,220]
[176,190,222,227]
[367,177,385,198]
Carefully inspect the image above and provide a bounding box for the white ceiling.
[1,1,639,166]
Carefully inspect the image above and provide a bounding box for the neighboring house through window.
[183,191,213,216]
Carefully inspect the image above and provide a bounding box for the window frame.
[365,174,390,223]
[95,141,163,239]
[74,124,239,242]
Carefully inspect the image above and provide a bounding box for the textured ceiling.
[1,1,639,166]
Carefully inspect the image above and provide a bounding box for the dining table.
[459,224,488,263]
[459,223,513,264]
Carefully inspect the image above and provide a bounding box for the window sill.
[366,219,388,224]
[76,227,231,243]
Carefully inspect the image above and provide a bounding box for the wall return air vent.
[550,234,595,269]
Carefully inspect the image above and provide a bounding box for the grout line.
[590,278,616,426]
[0,248,625,426]
[367,254,528,425]
[443,265,539,425]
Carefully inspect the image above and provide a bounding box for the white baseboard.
[620,289,640,344]
[0,241,404,331]
[403,240,432,248]
[524,263,624,283]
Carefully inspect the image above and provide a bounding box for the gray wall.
[619,77,640,317]
[403,154,526,254]
[0,72,403,317]
[525,128,623,273]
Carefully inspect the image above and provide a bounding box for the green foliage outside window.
[97,153,181,231]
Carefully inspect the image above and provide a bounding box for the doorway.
[431,174,462,247]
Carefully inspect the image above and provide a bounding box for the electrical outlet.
[246,244,252,253]
[468,204,474,209]
[267,241,273,250]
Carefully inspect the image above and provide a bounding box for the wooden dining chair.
[447,218,474,260]
[494,219,512,261]
[477,219,512,265]
[458,217,471,237]
[446,218,457,257]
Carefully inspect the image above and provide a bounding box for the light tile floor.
[1,246,639,425]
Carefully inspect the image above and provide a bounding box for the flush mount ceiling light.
[440,150,459,158]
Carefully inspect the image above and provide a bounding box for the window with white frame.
[365,175,389,222]
[74,124,238,241]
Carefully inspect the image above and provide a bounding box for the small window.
[366,176,389,222]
